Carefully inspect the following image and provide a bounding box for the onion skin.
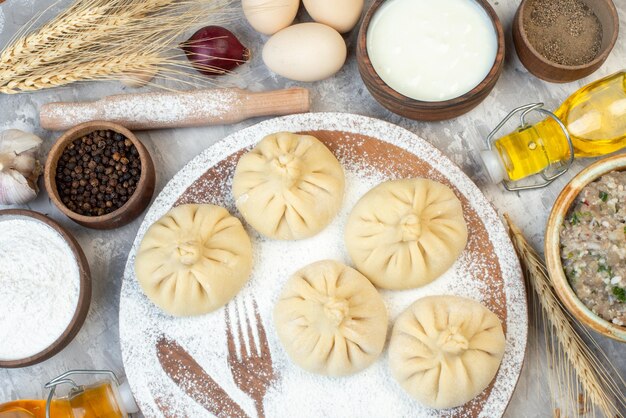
[182,26,250,76]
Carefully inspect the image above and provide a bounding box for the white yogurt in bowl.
[366,0,498,102]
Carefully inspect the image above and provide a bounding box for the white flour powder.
[0,218,80,360]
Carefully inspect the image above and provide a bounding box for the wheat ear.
[505,215,625,417]
[0,53,164,93]
[0,0,236,94]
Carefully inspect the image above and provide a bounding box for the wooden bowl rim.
[357,0,506,108]
[545,154,626,342]
[515,0,619,71]
[0,209,92,367]
[44,121,153,226]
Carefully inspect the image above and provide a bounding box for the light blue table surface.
[1,0,624,416]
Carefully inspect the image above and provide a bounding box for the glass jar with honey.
[0,370,138,418]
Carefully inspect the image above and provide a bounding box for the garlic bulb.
[0,129,43,205]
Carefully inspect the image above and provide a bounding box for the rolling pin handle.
[241,87,310,120]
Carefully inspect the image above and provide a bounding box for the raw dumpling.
[345,178,468,289]
[232,132,345,240]
[274,260,388,376]
[135,204,252,316]
[389,295,506,409]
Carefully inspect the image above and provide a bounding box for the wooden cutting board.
[119,113,528,418]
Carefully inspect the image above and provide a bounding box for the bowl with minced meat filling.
[546,154,626,342]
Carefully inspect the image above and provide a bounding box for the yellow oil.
[494,71,626,181]
[0,383,124,418]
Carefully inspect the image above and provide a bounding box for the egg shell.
[122,68,157,88]
[303,0,364,33]
[242,0,299,36]
[263,23,347,82]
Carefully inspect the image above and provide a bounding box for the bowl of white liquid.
[357,0,505,121]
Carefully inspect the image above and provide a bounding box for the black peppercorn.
[55,129,142,217]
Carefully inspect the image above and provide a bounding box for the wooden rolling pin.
[40,87,310,131]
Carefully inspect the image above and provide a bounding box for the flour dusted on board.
[0,218,80,360]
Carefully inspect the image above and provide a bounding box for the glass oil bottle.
[481,71,626,190]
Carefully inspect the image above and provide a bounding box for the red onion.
[182,26,250,76]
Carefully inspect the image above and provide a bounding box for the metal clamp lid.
[45,370,120,418]
[485,103,575,191]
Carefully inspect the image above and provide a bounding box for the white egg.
[242,0,299,36]
[263,23,347,82]
[303,0,364,33]
[122,68,157,88]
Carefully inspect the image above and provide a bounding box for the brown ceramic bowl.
[513,0,619,83]
[0,209,92,368]
[545,154,626,342]
[356,0,505,121]
[44,121,156,230]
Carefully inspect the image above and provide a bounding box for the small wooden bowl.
[513,0,618,83]
[356,0,505,121]
[44,121,156,230]
[0,209,92,368]
[545,154,626,342]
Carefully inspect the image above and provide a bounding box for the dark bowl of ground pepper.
[44,121,156,229]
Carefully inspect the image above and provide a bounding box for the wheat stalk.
[1,52,160,92]
[1,1,113,65]
[0,0,237,94]
[505,215,625,417]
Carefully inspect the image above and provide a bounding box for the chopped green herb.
[623,225,626,236]
[570,212,581,225]
[599,191,608,202]
[612,286,626,302]
[598,264,613,276]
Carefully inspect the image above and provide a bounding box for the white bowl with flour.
[0,210,91,367]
